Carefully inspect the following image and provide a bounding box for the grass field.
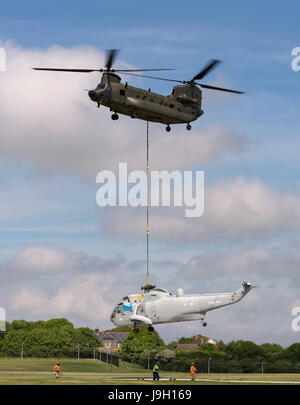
[0,358,300,385]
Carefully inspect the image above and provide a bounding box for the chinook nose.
[88,90,98,101]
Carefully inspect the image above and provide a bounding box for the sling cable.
[142,122,156,292]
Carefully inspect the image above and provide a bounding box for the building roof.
[177,335,217,351]
[192,338,204,345]
[177,343,199,351]
[95,331,129,344]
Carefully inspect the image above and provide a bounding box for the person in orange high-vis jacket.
[54,362,61,379]
[190,363,197,381]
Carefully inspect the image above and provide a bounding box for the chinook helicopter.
[110,281,256,333]
[33,49,244,132]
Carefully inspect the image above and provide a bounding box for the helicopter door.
[151,305,158,321]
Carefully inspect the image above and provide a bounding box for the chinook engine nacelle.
[172,84,202,105]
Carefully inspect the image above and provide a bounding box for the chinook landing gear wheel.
[148,326,154,332]
[111,113,119,120]
[166,125,171,132]
[186,123,192,131]
[202,322,207,327]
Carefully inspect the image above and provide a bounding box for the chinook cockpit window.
[97,84,106,90]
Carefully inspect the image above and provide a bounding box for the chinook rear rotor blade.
[198,83,244,94]
[119,71,184,83]
[191,59,221,82]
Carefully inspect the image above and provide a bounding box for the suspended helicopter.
[33,49,244,132]
[110,281,256,333]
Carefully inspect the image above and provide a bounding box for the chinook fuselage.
[88,73,204,126]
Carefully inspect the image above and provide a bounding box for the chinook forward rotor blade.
[198,83,244,94]
[33,68,100,72]
[191,59,221,82]
[33,48,175,74]
[33,67,175,73]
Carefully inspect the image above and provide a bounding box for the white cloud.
[102,176,300,242]
[10,274,114,322]
[11,246,70,274]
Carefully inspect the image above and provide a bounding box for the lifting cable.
[146,121,150,286]
[142,121,155,292]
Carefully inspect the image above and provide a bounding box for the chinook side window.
[120,89,125,96]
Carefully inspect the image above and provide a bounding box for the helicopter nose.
[88,90,98,101]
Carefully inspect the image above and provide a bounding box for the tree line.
[118,326,300,373]
[0,319,100,358]
[1,319,300,373]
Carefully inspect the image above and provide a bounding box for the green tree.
[74,327,100,354]
[226,340,264,360]
[121,326,164,363]
[261,343,283,359]
[284,343,300,361]
[155,348,176,363]
[178,336,195,344]
[167,340,178,350]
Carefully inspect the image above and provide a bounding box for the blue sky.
[0,0,300,345]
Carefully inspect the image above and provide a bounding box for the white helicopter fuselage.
[110,282,255,328]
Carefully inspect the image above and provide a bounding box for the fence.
[99,350,120,367]
[0,344,119,366]
[138,355,300,374]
